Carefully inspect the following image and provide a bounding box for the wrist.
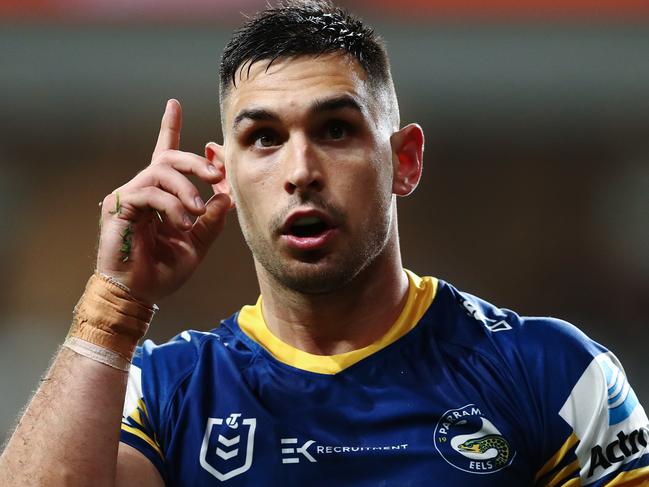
[65,272,157,368]
[93,267,157,307]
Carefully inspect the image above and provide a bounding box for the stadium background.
[1,0,648,444]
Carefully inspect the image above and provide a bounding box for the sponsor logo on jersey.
[588,426,649,477]
[559,352,648,483]
[279,436,408,466]
[280,438,317,464]
[600,358,639,426]
[199,413,257,481]
[434,404,515,474]
[462,299,511,332]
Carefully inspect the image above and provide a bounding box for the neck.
[256,230,408,356]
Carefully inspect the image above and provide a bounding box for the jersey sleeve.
[120,347,166,476]
[119,331,200,481]
[519,320,649,486]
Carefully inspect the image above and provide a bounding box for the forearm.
[0,273,155,486]
[0,346,128,486]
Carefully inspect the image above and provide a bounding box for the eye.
[324,120,350,140]
[251,129,279,148]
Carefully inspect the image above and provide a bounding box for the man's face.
[222,53,396,294]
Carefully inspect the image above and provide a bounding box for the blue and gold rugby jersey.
[120,271,649,486]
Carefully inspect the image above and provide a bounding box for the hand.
[96,99,232,304]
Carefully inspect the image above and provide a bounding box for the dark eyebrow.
[311,95,363,115]
[232,108,278,131]
[232,95,364,132]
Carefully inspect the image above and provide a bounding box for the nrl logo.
[199,413,257,481]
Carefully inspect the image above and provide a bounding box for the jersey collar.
[237,269,437,375]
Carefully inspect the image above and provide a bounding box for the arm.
[0,348,163,486]
[0,99,231,486]
[117,444,165,487]
[521,319,649,486]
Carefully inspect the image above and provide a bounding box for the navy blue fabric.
[119,280,647,486]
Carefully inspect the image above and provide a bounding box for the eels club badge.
[434,404,515,474]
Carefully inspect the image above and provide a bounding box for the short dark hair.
[219,0,397,122]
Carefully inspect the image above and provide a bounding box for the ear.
[205,141,235,208]
[390,123,424,197]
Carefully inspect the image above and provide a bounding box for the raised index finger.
[152,99,182,159]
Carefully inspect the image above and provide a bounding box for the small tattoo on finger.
[109,192,122,215]
[120,223,133,262]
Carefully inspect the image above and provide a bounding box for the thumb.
[190,192,231,253]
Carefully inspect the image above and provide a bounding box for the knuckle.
[141,186,155,198]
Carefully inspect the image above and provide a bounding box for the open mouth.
[288,216,330,238]
[280,211,338,250]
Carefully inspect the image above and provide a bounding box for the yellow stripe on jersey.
[535,433,580,483]
[544,459,580,487]
[559,478,581,486]
[237,269,437,375]
[605,465,649,485]
[121,424,164,460]
[127,398,148,428]
[122,398,164,460]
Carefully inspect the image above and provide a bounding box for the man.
[1,1,647,485]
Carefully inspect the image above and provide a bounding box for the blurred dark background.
[1,0,648,443]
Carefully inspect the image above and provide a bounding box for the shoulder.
[133,330,204,382]
[133,318,240,383]
[430,280,610,427]
[135,329,215,368]
[432,280,604,365]
[130,315,242,402]
[432,280,649,484]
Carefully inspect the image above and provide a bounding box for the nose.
[283,135,323,194]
